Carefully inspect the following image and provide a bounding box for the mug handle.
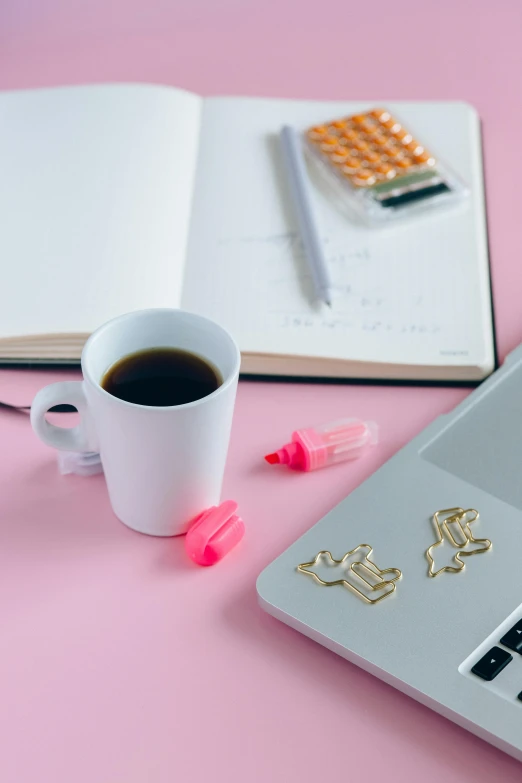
[31,381,98,452]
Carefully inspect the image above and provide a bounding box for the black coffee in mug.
[101,347,222,406]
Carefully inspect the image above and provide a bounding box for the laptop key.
[471,647,512,681]
[500,619,522,654]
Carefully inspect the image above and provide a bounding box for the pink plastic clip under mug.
[185,500,245,566]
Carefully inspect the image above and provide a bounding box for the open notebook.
[0,84,494,381]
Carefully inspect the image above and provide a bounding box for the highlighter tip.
[264,452,280,465]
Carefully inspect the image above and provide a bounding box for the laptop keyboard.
[500,619,522,653]
[471,647,512,681]
[460,609,522,703]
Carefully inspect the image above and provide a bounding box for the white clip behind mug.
[31,309,241,537]
[57,450,103,476]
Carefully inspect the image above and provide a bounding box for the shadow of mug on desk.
[30,309,241,536]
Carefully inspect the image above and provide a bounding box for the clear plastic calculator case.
[305,108,468,224]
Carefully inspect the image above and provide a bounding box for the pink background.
[1,1,522,781]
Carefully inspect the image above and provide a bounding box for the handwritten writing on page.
[182,97,490,367]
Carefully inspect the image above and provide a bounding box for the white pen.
[280,124,333,307]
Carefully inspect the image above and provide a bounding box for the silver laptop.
[257,344,522,762]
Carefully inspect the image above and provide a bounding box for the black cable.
[0,401,76,414]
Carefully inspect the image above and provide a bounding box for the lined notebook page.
[182,98,493,370]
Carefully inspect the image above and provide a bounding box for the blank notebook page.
[0,84,201,339]
[182,98,493,372]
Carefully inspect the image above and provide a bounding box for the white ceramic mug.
[31,309,240,536]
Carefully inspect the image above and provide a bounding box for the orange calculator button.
[308,125,328,139]
[406,140,423,154]
[414,150,435,164]
[382,117,400,132]
[341,129,358,142]
[370,109,390,122]
[386,144,402,157]
[320,136,339,150]
[331,147,350,161]
[353,139,369,151]
[354,171,376,186]
[374,162,395,176]
[342,157,360,170]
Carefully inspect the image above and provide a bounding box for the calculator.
[305,107,468,222]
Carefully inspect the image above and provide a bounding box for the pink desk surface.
[2,1,522,781]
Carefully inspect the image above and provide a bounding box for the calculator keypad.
[306,109,436,189]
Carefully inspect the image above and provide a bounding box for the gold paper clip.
[297,545,402,604]
[426,507,492,578]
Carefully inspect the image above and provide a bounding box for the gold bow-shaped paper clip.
[426,507,492,578]
[297,545,402,604]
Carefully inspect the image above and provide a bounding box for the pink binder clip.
[185,500,245,566]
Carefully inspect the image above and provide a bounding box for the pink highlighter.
[264,418,378,471]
